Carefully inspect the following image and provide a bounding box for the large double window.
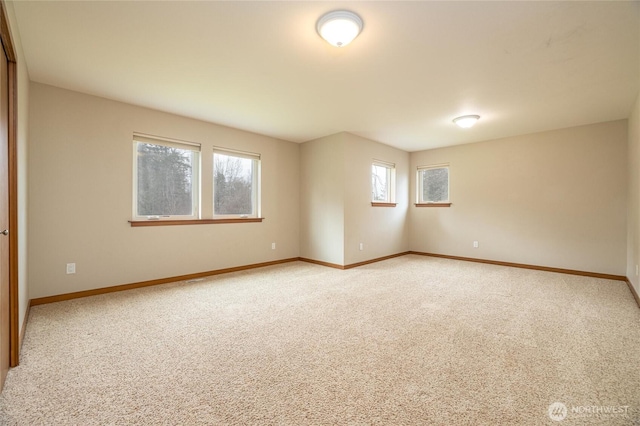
[133,134,261,221]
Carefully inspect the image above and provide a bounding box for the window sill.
[129,218,264,227]
[371,202,397,207]
[414,203,452,207]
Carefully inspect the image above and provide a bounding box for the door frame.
[0,0,19,367]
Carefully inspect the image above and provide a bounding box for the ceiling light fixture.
[453,115,480,128]
[316,10,363,47]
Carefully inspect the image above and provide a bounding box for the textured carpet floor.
[1,256,639,425]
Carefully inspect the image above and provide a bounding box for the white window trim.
[132,133,201,221]
[213,147,261,219]
[372,159,396,203]
[417,163,450,204]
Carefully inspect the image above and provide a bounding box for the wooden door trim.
[7,60,15,367]
[0,0,19,367]
[0,2,15,62]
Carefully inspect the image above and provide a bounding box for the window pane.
[214,153,255,215]
[137,143,196,216]
[423,168,449,202]
[372,164,389,202]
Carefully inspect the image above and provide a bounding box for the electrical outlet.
[473,241,479,248]
[359,243,364,251]
[271,242,276,250]
[636,264,639,276]
[66,263,76,274]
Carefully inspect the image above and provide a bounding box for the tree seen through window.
[214,153,256,216]
[137,143,196,216]
[422,167,449,202]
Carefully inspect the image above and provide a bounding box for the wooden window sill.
[414,203,452,207]
[129,218,264,227]
[371,202,397,207]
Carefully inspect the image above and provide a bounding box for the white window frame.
[417,163,450,204]
[132,133,201,221]
[372,160,396,203]
[213,147,261,218]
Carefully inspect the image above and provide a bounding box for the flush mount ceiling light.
[453,115,480,128]
[316,10,363,47]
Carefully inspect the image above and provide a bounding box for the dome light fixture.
[453,115,480,128]
[316,10,363,47]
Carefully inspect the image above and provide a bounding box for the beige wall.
[627,27,640,293]
[299,134,344,265]
[343,133,409,265]
[628,93,640,292]
[409,120,628,276]
[25,83,635,298]
[6,1,30,338]
[300,132,409,266]
[28,83,299,299]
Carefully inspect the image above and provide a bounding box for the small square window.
[372,161,396,204]
[418,165,449,203]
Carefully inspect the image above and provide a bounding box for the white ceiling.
[12,1,640,152]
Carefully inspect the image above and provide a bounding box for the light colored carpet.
[1,255,639,425]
